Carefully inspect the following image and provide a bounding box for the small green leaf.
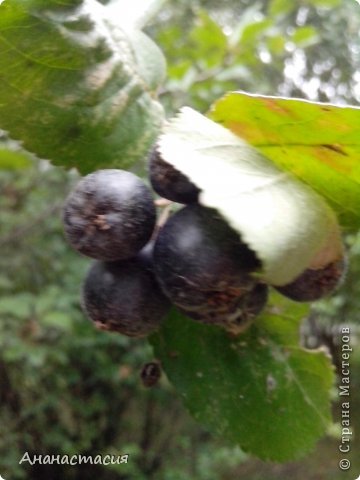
[189,11,227,68]
[0,134,33,169]
[158,107,341,286]
[241,19,272,45]
[291,26,319,47]
[307,0,341,6]
[151,301,334,461]
[42,311,73,331]
[0,0,165,173]
[268,0,295,16]
[0,147,32,170]
[266,35,286,55]
[209,92,360,230]
[0,294,34,318]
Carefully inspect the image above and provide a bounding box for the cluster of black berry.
[63,148,346,338]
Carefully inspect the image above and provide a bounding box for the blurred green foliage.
[1,0,360,478]
[152,0,360,113]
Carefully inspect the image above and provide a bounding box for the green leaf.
[42,311,73,331]
[240,19,272,45]
[268,0,295,16]
[0,134,33,169]
[151,300,334,461]
[228,5,266,49]
[266,34,286,55]
[158,107,342,286]
[307,0,341,6]
[0,147,32,170]
[0,0,165,174]
[210,91,360,230]
[291,26,319,47]
[0,293,34,318]
[189,10,227,68]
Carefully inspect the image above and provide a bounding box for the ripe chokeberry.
[149,146,200,204]
[275,256,346,302]
[81,251,170,337]
[153,205,263,329]
[63,169,156,261]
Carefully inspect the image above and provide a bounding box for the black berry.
[81,252,170,337]
[63,169,156,261]
[149,146,200,204]
[275,256,346,302]
[153,205,261,314]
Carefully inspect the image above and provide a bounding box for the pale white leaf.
[158,107,341,286]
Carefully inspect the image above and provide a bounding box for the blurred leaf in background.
[153,0,360,113]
